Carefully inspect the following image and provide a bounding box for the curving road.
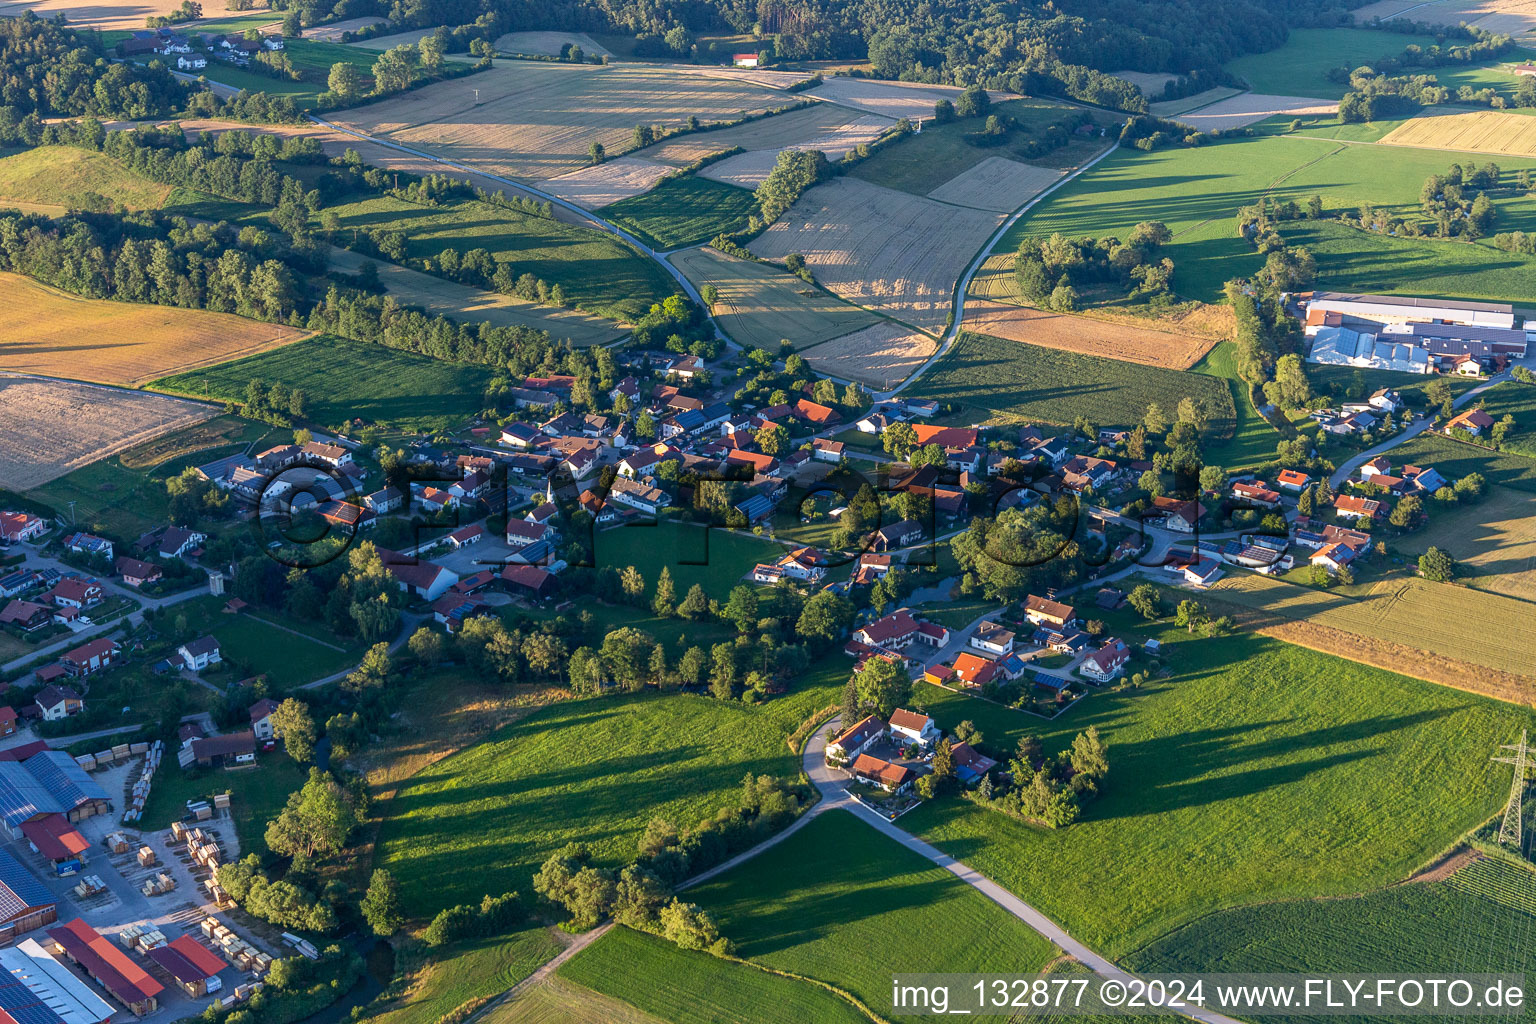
[1327,371,1509,488]
[797,717,1246,1024]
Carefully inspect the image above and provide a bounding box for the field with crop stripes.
[910,331,1235,433]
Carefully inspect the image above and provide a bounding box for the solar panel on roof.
[0,851,54,922]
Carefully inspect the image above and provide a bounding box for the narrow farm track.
[796,718,1248,1024]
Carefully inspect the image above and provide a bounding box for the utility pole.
[1493,729,1530,849]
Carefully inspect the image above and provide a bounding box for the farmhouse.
[852,610,946,652]
[811,438,845,463]
[827,715,886,761]
[608,477,667,514]
[48,919,163,1016]
[869,520,924,552]
[850,753,915,793]
[1023,595,1075,628]
[887,708,939,749]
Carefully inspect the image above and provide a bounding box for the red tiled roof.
[850,753,913,788]
[50,919,164,1005]
[912,425,978,448]
[148,935,225,984]
[21,814,89,861]
[888,708,931,733]
[830,714,885,751]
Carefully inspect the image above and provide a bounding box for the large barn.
[0,744,111,834]
[0,849,59,943]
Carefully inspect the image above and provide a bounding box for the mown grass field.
[686,810,1057,1021]
[174,594,361,688]
[1191,341,1286,470]
[1386,484,1536,604]
[1127,858,1536,1014]
[559,926,868,1024]
[1222,27,1427,98]
[600,175,758,251]
[488,975,668,1024]
[374,667,844,916]
[1392,431,1536,493]
[1467,379,1536,457]
[0,271,307,386]
[993,134,1536,304]
[321,193,677,321]
[670,245,879,350]
[151,334,491,433]
[904,619,1533,957]
[369,929,561,1024]
[0,146,170,212]
[910,332,1236,434]
[593,521,784,599]
[1202,572,1536,683]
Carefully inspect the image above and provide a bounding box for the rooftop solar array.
[0,753,108,830]
[0,851,54,923]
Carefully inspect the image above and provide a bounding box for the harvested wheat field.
[962,299,1217,370]
[1149,87,1245,118]
[538,157,674,208]
[748,177,1001,331]
[0,0,236,30]
[0,375,216,490]
[645,104,892,166]
[1395,484,1536,603]
[697,150,782,189]
[1379,109,1536,158]
[798,322,938,388]
[671,245,878,349]
[327,249,626,345]
[927,157,1064,213]
[0,272,305,386]
[334,61,785,181]
[346,26,448,51]
[301,16,388,41]
[806,78,1007,121]
[1353,0,1536,39]
[1203,573,1536,699]
[494,30,612,57]
[1174,93,1338,132]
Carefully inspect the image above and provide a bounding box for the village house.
[301,441,353,467]
[44,579,103,610]
[114,557,162,589]
[249,698,279,741]
[35,683,84,719]
[969,620,1016,656]
[1230,480,1281,507]
[850,753,915,793]
[826,715,886,761]
[381,556,459,602]
[176,636,222,672]
[852,610,946,653]
[1023,594,1076,629]
[1445,409,1495,437]
[447,524,485,549]
[811,438,845,463]
[945,652,999,687]
[0,512,48,544]
[0,600,50,632]
[1079,639,1130,682]
[1148,496,1203,532]
[608,477,667,515]
[887,708,940,749]
[1276,469,1310,492]
[62,533,113,562]
[156,527,206,560]
[1333,494,1381,521]
[951,742,998,786]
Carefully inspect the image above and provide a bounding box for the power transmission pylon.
[1492,729,1530,849]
